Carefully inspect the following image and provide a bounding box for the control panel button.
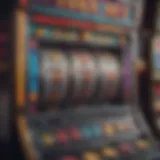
[119,143,133,154]
[82,152,100,160]
[102,147,118,158]
[135,140,150,150]
[81,127,93,138]
[42,133,55,146]
[56,130,68,143]
[91,125,102,137]
[70,127,81,141]
[103,124,115,136]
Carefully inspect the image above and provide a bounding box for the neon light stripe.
[28,49,39,93]
[31,5,132,27]
[16,10,26,107]
[31,15,130,34]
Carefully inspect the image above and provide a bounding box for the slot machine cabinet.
[15,0,160,160]
[147,0,160,140]
[141,0,160,142]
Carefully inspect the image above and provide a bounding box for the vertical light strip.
[15,10,26,108]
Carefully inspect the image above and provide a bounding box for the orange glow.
[16,10,26,107]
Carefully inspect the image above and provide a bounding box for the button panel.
[42,139,155,160]
[30,116,139,151]
[28,109,156,160]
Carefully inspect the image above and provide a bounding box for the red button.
[119,143,133,153]
[56,130,68,143]
[70,127,81,141]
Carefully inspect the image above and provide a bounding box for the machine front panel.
[15,0,160,159]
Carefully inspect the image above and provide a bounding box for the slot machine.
[14,0,160,160]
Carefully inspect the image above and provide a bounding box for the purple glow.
[122,48,133,101]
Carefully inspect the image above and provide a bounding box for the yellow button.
[103,148,118,158]
[103,124,115,136]
[43,134,55,146]
[83,152,100,160]
[135,140,150,149]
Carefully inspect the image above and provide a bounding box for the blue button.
[91,125,102,137]
[81,127,93,138]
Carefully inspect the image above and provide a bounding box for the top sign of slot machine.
[14,0,160,160]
